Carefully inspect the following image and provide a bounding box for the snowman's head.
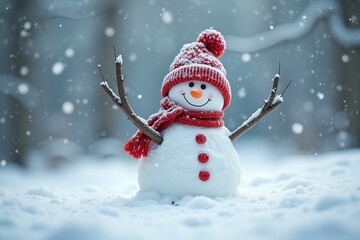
[168,80,224,111]
[161,29,232,110]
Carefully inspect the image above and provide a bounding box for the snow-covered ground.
[1,147,360,240]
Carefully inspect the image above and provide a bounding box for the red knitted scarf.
[124,97,224,159]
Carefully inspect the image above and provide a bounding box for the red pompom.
[197,29,226,58]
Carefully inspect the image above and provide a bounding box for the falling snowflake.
[105,27,115,37]
[129,52,138,62]
[52,62,65,75]
[20,66,29,76]
[65,48,75,58]
[23,21,31,30]
[0,160,6,167]
[62,101,74,114]
[237,87,246,98]
[341,54,350,63]
[17,83,29,94]
[20,30,29,37]
[161,10,173,24]
[317,92,325,100]
[292,123,304,134]
[241,53,251,62]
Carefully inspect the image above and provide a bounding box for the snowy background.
[1,0,360,239]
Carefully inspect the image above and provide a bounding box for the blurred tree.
[0,0,33,165]
[339,0,360,147]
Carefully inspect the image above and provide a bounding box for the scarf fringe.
[124,133,151,159]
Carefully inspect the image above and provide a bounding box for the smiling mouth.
[181,93,211,107]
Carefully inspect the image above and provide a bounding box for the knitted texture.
[197,29,226,58]
[161,29,231,110]
[124,97,224,159]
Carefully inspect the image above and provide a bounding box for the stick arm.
[99,48,163,145]
[229,71,290,142]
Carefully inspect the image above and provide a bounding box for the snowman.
[100,29,284,198]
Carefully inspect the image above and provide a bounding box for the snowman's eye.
[201,84,206,90]
[189,82,194,87]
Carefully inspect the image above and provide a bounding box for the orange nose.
[190,89,203,99]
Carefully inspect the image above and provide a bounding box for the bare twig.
[281,80,292,97]
[99,48,163,144]
[229,70,289,142]
[261,73,279,113]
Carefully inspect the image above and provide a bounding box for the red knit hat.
[161,29,231,110]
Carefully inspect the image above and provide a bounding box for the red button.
[198,153,209,163]
[195,134,206,144]
[199,170,210,181]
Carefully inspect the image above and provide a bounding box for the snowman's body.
[138,123,241,197]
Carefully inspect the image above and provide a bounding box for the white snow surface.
[1,147,360,240]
